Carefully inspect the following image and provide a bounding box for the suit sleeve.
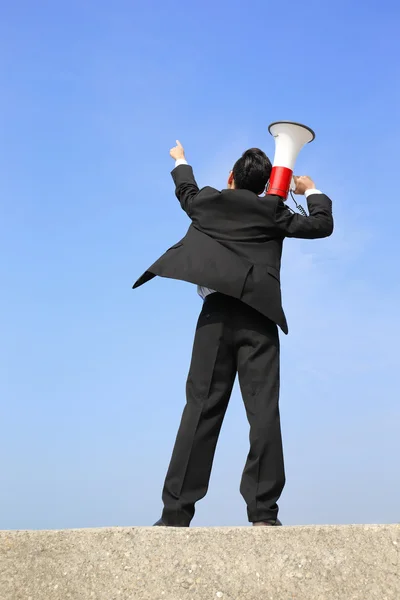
[171,165,200,217]
[273,193,334,239]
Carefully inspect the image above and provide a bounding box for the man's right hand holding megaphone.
[292,175,317,196]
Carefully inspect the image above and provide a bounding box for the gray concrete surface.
[0,525,398,600]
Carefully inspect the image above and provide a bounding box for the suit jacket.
[133,165,333,334]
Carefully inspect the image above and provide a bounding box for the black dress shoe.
[253,518,282,526]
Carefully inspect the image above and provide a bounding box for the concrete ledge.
[0,525,399,599]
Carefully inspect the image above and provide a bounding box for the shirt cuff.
[305,188,322,198]
[175,158,188,167]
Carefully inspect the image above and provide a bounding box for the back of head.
[232,148,272,195]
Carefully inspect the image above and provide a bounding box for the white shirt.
[174,159,323,300]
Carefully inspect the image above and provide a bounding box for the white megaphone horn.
[266,121,315,199]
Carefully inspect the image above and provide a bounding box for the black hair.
[232,148,272,194]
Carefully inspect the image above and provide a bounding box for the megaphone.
[266,121,315,199]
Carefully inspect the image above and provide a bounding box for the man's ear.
[228,171,234,186]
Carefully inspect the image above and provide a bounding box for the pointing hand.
[170,140,186,161]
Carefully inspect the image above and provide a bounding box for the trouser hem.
[162,508,192,527]
[248,511,279,523]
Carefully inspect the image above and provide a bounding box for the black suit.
[134,165,333,525]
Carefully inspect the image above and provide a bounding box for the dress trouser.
[161,292,285,525]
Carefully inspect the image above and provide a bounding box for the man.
[133,141,333,527]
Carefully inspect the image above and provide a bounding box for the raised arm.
[169,140,199,216]
[273,176,334,239]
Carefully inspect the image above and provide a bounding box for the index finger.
[176,140,183,147]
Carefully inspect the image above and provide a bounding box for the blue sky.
[1,0,399,529]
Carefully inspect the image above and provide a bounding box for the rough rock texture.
[0,525,399,600]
